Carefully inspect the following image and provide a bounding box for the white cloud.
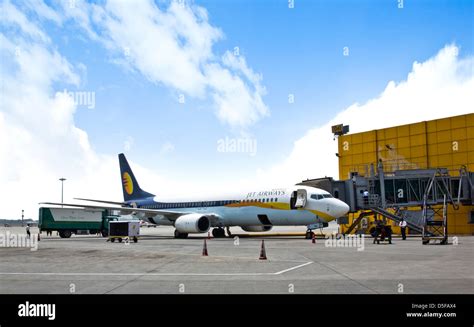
[24,0,63,25]
[255,44,474,186]
[0,0,50,43]
[0,2,136,218]
[206,51,268,127]
[61,0,268,129]
[59,0,102,41]
[0,0,267,219]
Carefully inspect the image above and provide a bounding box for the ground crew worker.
[399,219,407,240]
[363,190,369,207]
[26,224,31,239]
[373,220,383,244]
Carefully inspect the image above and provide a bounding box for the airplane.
[41,153,350,239]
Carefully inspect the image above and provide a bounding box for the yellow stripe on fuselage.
[307,209,334,221]
[224,202,334,222]
[225,201,289,210]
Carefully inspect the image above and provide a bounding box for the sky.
[0,0,473,219]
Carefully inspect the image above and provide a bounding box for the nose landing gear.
[305,230,315,240]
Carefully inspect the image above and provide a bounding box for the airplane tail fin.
[118,153,155,202]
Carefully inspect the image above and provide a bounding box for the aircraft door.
[290,189,307,209]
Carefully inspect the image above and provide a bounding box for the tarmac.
[0,226,473,294]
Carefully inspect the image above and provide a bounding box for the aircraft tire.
[174,230,188,239]
[212,228,225,238]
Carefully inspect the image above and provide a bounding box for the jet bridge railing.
[458,165,474,205]
[343,166,472,238]
[299,165,472,238]
[360,170,472,209]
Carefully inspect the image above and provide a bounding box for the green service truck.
[39,207,120,238]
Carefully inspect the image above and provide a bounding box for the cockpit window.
[311,194,333,200]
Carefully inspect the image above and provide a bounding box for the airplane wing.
[40,202,187,220]
[39,202,222,224]
[74,198,126,206]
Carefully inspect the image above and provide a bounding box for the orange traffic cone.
[202,239,208,256]
[312,233,316,244]
[259,240,267,260]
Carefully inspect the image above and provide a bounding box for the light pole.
[59,178,66,207]
[21,209,24,227]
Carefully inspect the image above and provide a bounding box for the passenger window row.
[142,198,279,209]
[242,198,278,203]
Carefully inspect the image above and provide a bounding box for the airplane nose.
[333,200,350,218]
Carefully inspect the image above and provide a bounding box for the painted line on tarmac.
[0,272,270,276]
[0,262,313,277]
[0,272,268,276]
[274,261,313,275]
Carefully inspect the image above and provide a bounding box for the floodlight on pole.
[59,178,66,207]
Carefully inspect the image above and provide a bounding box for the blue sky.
[1,0,473,218]
[61,0,473,177]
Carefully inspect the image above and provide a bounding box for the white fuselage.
[133,185,349,229]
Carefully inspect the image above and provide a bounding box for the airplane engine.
[174,214,211,233]
[241,225,273,232]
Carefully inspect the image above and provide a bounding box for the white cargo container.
[108,220,140,243]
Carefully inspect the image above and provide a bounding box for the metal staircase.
[371,207,423,233]
[343,211,372,235]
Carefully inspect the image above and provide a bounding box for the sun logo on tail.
[122,172,133,195]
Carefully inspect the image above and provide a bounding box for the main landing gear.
[173,228,231,238]
[305,230,315,240]
[212,228,226,238]
[174,230,189,239]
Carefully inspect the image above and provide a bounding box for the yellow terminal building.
[337,113,474,235]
